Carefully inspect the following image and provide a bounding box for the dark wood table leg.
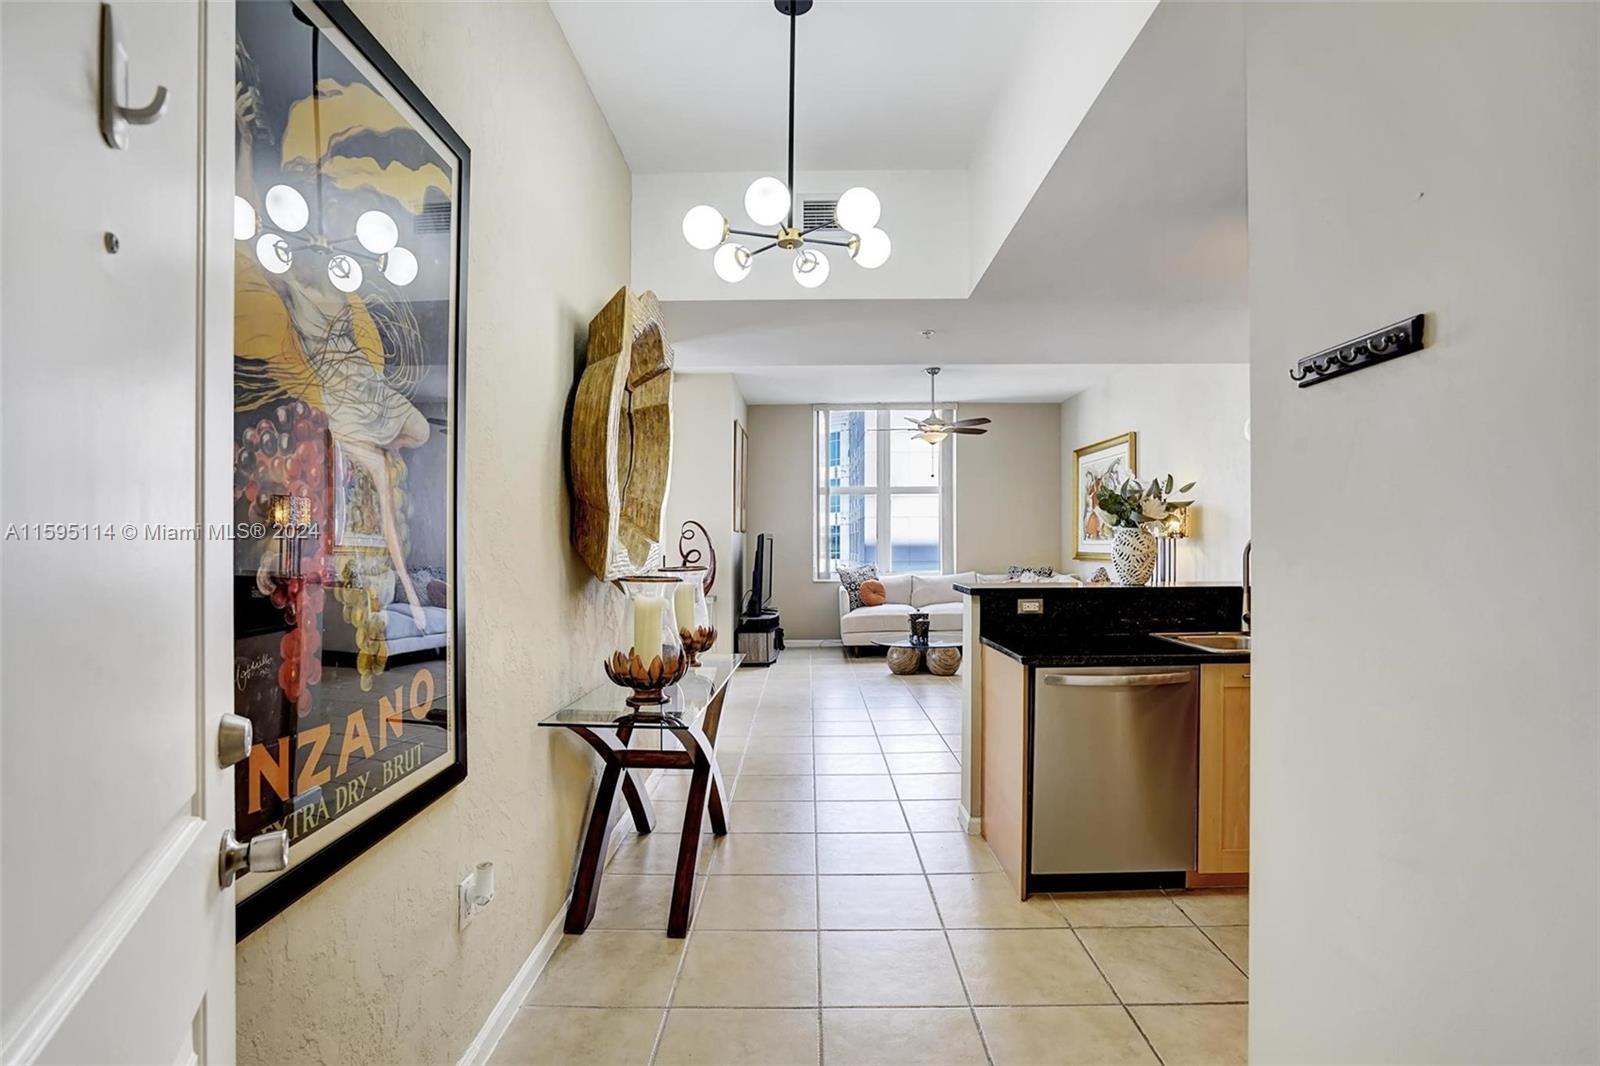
[565,753,622,934]
[614,725,656,834]
[668,740,712,938]
[699,689,731,836]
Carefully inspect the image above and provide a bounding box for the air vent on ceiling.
[415,200,453,234]
[800,196,840,231]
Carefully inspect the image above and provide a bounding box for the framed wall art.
[1072,431,1136,560]
[231,0,469,937]
[733,420,748,533]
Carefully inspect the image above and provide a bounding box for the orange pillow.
[858,579,887,607]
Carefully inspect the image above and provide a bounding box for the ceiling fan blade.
[903,416,927,427]
[948,426,988,435]
[947,417,992,428]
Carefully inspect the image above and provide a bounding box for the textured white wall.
[663,373,748,650]
[1246,3,1599,1061]
[235,3,633,1063]
[1058,365,1250,582]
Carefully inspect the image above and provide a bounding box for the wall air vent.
[415,200,453,235]
[800,197,840,231]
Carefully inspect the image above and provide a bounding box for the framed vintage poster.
[1072,432,1136,560]
[231,0,469,937]
[733,420,748,533]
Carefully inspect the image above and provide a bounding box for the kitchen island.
[957,582,1249,898]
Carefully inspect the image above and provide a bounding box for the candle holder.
[657,565,717,666]
[606,575,688,711]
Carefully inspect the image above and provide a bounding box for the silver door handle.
[218,713,253,768]
[219,828,288,888]
[1043,672,1195,688]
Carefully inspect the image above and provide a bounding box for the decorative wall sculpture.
[570,288,675,580]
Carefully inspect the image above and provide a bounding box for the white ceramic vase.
[1112,526,1157,586]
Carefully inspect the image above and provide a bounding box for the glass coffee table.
[872,638,963,676]
[540,654,741,937]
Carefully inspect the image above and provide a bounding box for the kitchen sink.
[1151,631,1251,653]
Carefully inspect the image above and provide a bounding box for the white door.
[1,2,239,1062]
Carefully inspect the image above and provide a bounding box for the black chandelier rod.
[787,0,796,228]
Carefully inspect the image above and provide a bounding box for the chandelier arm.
[803,237,851,248]
[748,242,779,256]
[728,227,776,240]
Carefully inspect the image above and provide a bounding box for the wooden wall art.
[569,287,675,581]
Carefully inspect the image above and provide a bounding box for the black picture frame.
[234,0,471,940]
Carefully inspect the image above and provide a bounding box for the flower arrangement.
[1096,474,1195,530]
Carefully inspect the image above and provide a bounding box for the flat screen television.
[746,533,775,615]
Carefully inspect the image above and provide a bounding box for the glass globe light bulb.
[834,186,881,233]
[682,205,727,251]
[233,196,257,241]
[743,176,790,227]
[713,243,752,283]
[850,227,892,269]
[383,246,419,287]
[792,247,829,289]
[327,254,363,293]
[255,233,292,274]
[264,184,310,233]
[355,210,399,254]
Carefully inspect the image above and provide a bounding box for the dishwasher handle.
[1042,671,1195,688]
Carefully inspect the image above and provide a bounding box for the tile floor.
[494,649,1248,1066]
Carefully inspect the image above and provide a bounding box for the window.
[814,406,954,580]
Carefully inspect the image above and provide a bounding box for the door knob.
[219,828,289,888]
[218,713,253,768]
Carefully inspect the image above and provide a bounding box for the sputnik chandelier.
[681,0,891,288]
[233,187,418,293]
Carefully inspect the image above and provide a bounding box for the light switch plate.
[1017,599,1044,614]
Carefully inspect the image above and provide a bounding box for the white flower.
[1139,497,1168,521]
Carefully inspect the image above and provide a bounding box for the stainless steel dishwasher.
[1031,667,1199,875]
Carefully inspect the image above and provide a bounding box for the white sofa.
[837,571,976,649]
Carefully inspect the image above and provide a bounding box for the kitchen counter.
[980,633,1249,668]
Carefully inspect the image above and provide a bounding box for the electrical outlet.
[459,861,495,930]
[1017,599,1044,614]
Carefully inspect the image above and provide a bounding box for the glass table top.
[872,638,962,649]
[539,654,743,729]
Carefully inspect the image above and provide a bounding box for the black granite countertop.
[980,634,1250,668]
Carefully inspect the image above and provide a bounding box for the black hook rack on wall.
[1289,314,1427,388]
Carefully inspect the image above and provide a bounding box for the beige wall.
[954,403,1061,575]
[1059,365,1250,582]
[745,403,1064,641]
[235,3,632,1063]
[663,373,748,651]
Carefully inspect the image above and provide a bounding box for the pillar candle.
[674,581,697,634]
[631,597,663,659]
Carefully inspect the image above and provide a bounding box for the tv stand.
[736,610,783,666]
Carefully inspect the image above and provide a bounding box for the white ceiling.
[661,2,1248,395]
[548,0,1039,172]
[725,362,1134,405]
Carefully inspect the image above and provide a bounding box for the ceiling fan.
[902,367,990,444]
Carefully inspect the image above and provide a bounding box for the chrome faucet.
[1241,540,1252,633]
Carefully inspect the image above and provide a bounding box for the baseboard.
[459,770,662,1065]
[782,638,834,647]
[958,805,982,836]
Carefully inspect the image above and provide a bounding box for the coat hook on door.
[100,3,168,149]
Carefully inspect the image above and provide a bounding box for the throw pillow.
[858,579,887,607]
[1007,564,1055,580]
[838,564,878,611]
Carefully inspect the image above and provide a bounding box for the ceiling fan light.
[851,227,891,269]
[834,186,881,232]
[792,247,829,288]
[682,204,727,250]
[916,429,948,445]
[714,242,752,283]
[744,176,791,226]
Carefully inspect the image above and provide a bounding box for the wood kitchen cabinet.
[1197,663,1251,874]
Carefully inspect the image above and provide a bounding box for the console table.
[540,654,741,937]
